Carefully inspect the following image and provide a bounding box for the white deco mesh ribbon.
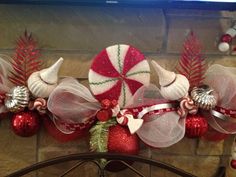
[47,77,101,133]
[126,84,185,148]
[203,64,236,134]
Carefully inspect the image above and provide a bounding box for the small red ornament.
[96,109,112,122]
[231,159,236,169]
[185,114,208,138]
[221,34,233,43]
[11,111,40,137]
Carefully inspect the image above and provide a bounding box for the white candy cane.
[177,96,198,118]
[29,98,47,114]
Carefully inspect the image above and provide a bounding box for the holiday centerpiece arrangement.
[1,31,236,170]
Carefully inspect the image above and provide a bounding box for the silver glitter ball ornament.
[5,86,30,112]
[190,85,218,110]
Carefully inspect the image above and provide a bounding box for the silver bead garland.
[5,86,30,112]
[190,85,217,110]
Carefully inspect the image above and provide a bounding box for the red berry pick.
[101,99,111,109]
[96,109,112,122]
[111,99,118,108]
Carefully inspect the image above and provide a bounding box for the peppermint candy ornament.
[89,44,150,108]
[177,96,198,118]
[116,109,143,134]
[28,98,47,114]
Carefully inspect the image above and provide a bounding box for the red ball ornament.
[11,111,40,137]
[106,125,139,172]
[185,114,208,138]
[108,125,139,154]
[96,109,112,122]
[221,34,233,43]
[231,159,236,169]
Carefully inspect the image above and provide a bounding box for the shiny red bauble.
[11,111,40,137]
[108,125,139,154]
[106,125,140,172]
[231,159,236,169]
[185,114,208,138]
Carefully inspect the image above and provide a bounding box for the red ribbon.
[214,106,236,118]
[126,102,178,122]
[54,102,178,132]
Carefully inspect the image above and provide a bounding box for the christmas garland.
[1,31,236,170]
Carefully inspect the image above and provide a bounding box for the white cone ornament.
[27,57,63,98]
[151,61,190,100]
[127,84,185,148]
[116,109,143,134]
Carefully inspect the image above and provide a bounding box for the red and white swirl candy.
[177,96,198,118]
[89,44,150,108]
[28,98,47,114]
[116,109,143,134]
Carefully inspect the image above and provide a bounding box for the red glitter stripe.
[122,46,145,75]
[127,103,178,117]
[94,80,122,102]
[91,49,120,77]
[124,78,143,95]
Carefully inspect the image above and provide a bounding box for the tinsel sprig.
[89,119,116,152]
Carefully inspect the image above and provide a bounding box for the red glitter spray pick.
[176,31,207,89]
[9,30,42,86]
